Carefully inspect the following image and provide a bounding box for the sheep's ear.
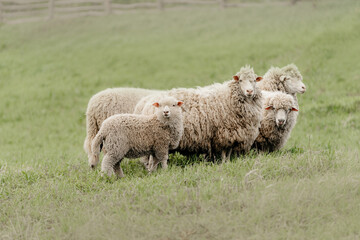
[233,75,239,81]
[256,76,263,82]
[265,106,273,110]
[152,102,160,107]
[291,107,299,112]
[177,101,183,107]
[280,75,288,82]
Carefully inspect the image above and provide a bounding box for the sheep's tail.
[84,112,99,156]
[89,129,104,169]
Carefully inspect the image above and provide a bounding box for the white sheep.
[89,96,184,177]
[84,87,164,161]
[134,65,263,162]
[252,91,299,152]
[257,64,306,107]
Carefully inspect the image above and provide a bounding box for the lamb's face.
[265,94,298,128]
[233,72,262,98]
[282,76,306,95]
[153,97,183,122]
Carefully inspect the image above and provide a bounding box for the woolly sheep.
[134,65,263,162]
[252,91,299,152]
[84,87,164,161]
[257,64,306,107]
[89,97,184,177]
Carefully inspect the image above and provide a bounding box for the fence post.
[48,0,54,20]
[0,0,3,23]
[158,0,163,11]
[219,0,226,9]
[104,0,111,14]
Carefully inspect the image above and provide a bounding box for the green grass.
[1,0,360,239]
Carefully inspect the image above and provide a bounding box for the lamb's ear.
[280,75,288,82]
[256,76,263,82]
[177,101,183,107]
[265,106,273,110]
[233,75,239,81]
[291,107,299,112]
[152,102,160,108]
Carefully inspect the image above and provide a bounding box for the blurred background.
[0,0,359,167]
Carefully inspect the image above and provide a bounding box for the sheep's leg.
[113,161,124,178]
[101,154,118,177]
[226,149,232,162]
[221,151,227,164]
[161,158,168,170]
[201,154,208,162]
[149,151,168,173]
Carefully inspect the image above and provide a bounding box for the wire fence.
[0,0,308,24]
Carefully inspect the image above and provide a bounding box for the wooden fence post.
[0,0,3,23]
[104,0,111,14]
[48,0,54,20]
[219,0,226,9]
[158,0,163,11]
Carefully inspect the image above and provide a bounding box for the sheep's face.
[233,74,262,98]
[281,75,306,94]
[153,97,183,122]
[265,94,298,128]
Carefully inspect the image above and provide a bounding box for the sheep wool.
[252,91,299,152]
[257,64,306,107]
[84,87,163,159]
[135,65,263,160]
[89,97,184,177]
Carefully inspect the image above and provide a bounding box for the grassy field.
[1,0,360,239]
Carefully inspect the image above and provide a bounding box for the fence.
[0,0,297,24]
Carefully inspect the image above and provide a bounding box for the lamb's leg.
[149,151,167,173]
[84,114,99,159]
[148,156,158,173]
[140,155,151,169]
[101,154,118,177]
[147,155,154,171]
[113,161,124,178]
[149,158,161,172]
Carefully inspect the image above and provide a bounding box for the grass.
[0,0,360,239]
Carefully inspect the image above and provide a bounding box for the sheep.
[257,64,306,107]
[134,65,263,163]
[89,96,184,177]
[84,87,164,161]
[252,91,299,152]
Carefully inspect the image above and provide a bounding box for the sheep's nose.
[164,111,169,114]
[278,119,285,125]
[246,90,253,94]
[301,86,306,92]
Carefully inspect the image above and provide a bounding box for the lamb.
[134,65,263,162]
[257,64,306,107]
[252,91,299,152]
[89,96,184,177]
[84,87,164,161]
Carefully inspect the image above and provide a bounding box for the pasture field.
[0,0,360,239]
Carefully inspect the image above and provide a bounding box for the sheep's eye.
[173,104,176,107]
